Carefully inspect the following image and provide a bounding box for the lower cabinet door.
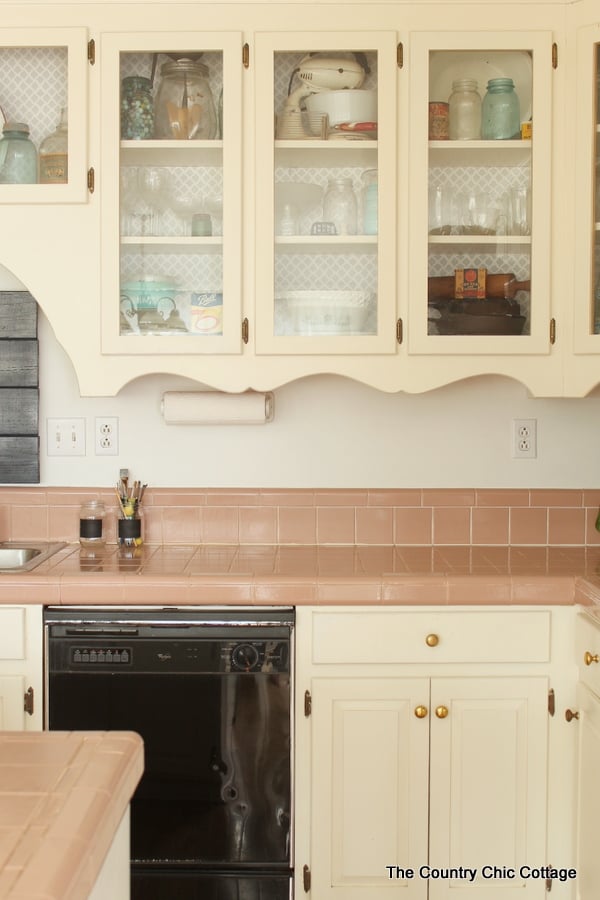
[0,674,26,729]
[428,677,549,900]
[575,681,600,899]
[307,677,430,900]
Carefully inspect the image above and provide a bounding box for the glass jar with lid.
[0,122,37,184]
[323,178,358,235]
[39,107,68,183]
[154,59,217,140]
[121,76,154,140]
[79,500,106,547]
[448,78,481,140]
[481,77,520,140]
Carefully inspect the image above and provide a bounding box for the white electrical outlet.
[512,418,537,459]
[95,417,119,456]
[47,418,86,456]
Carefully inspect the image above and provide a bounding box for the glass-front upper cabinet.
[573,29,600,354]
[0,28,87,202]
[100,32,242,353]
[408,32,553,355]
[254,31,398,355]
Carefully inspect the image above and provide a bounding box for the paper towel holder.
[161,390,274,425]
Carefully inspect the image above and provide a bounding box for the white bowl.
[275,290,375,336]
[305,90,377,127]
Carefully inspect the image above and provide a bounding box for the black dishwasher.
[44,606,294,900]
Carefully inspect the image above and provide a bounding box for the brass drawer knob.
[425,633,439,647]
[435,705,449,719]
[584,651,599,666]
[565,709,580,722]
[414,705,428,719]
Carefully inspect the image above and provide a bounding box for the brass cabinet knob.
[425,633,439,647]
[584,651,600,666]
[565,709,580,722]
[414,705,428,719]
[435,705,449,719]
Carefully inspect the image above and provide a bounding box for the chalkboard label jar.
[79,500,106,546]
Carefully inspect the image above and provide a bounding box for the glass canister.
[118,506,143,547]
[0,122,37,184]
[448,78,481,140]
[323,178,357,236]
[361,169,378,235]
[154,59,217,140]
[481,77,520,140]
[39,107,68,183]
[121,76,154,140]
[79,500,106,547]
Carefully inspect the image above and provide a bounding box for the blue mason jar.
[0,122,37,183]
[481,78,520,140]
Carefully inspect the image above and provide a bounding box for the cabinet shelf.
[429,139,531,167]
[275,235,377,252]
[428,234,531,248]
[121,236,222,251]
[120,140,223,166]
[274,140,377,167]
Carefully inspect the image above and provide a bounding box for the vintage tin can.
[428,101,450,140]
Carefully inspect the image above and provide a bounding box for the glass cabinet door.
[408,31,553,355]
[0,27,88,202]
[573,29,600,353]
[254,31,398,355]
[100,32,242,353]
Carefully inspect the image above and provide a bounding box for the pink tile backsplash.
[1,487,600,547]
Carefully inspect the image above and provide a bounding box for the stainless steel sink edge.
[0,541,67,573]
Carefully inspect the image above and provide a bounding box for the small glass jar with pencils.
[115,475,147,546]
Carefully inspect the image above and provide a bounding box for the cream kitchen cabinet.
[295,606,572,900]
[0,605,42,730]
[566,1,600,396]
[0,1,576,397]
[0,26,88,204]
[572,608,600,898]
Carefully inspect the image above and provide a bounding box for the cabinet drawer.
[576,611,600,695]
[0,607,25,659]
[311,609,551,665]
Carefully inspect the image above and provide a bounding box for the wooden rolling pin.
[428,273,531,301]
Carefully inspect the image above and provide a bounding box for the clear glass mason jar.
[121,76,154,140]
[39,107,68,183]
[481,77,521,140]
[448,78,482,140]
[79,500,106,547]
[323,178,357,235]
[0,122,37,184]
[154,59,217,140]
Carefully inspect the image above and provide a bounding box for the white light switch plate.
[46,418,86,456]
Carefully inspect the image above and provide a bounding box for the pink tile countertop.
[0,730,143,900]
[1,542,600,607]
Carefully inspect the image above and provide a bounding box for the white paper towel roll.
[161,391,274,425]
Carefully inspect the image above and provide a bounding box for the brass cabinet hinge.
[24,686,34,716]
[88,38,96,65]
[303,864,311,892]
[550,317,556,344]
[396,318,403,344]
[87,167,95,194]
[242,43,250,69]
[397,43,404,69]
[548,688,555,717]
[552,42,558,70]
[304,689,312,717]
[242,317,249,344]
